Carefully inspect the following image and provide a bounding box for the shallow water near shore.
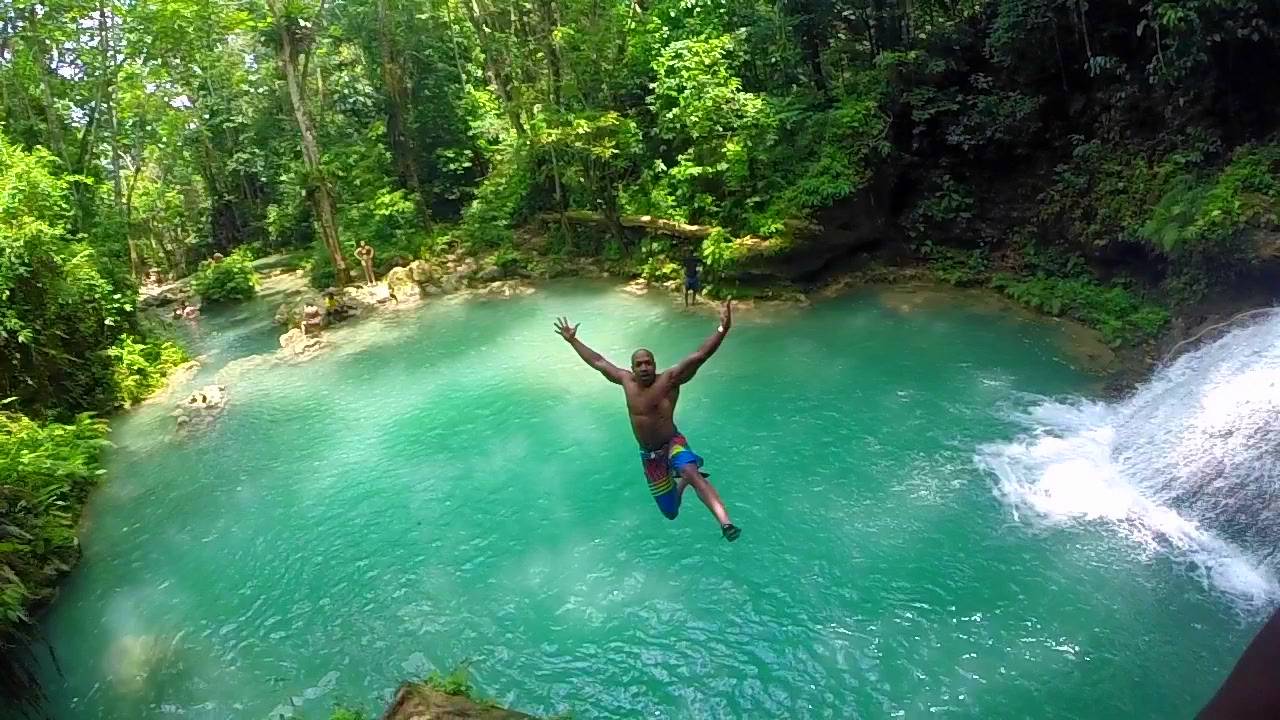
[31,281,1258,719]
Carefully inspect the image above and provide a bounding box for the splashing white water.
[979,311,1280,608]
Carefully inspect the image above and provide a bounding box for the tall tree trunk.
[869,0,902,53]
[440,0,469,86]
[463,0,526,135]
[538,0,564,108]
[548,142,571,240]
[377,0,433,229]
[268,0,349,285]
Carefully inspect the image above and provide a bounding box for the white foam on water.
[978,311,1280,610]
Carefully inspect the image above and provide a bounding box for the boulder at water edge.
[476,264,505,282]
[386,266,423,301]
[409,259,437,284]
[278,327,324,358]
[344,283,389,307]
[273,291,323,327]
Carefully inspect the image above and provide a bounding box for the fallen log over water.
[536,210,820,241]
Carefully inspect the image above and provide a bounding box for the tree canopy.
[0,0,1276,407]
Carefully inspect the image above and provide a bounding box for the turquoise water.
[30,283,1257,719]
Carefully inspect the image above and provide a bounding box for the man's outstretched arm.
[554,317,628,385]
[668,300,731,385]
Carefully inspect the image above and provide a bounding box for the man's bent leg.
[679,463,731,527]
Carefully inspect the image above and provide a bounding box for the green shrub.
[306,247,340,290]
[923,245,990,287]
[457,140,533,249]
[422,661,476,698]
[106,335,190,408]
[327,708,368,720]
[0,136,135,415]
[191,250,260,303]
[636,237,682,282]
[908,174,974,238]
[699,228,738,274]
[991,274,1169,346]
[0,410,109,627]
[1141,143,1280,255]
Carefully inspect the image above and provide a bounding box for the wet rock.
[620,279,651,296]
[440,274,465,294]
[138,280,191,309]
[382,683,536,720]
[409,259,437,284]
[273,291,323,327]
[476,264,504,282]
[386,266,423,302]
[344,283,388,308]
[278,327,324,358]
[171,384,227,432]
[479,280,535,298]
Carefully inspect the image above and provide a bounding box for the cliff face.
[381,683,539,720]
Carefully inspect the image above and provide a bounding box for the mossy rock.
[382,682,538,720]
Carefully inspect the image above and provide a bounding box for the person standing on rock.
[356,241,376,285]
[683,252,702,307]
[554,300,741,541]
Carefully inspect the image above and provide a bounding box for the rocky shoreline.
[137,244,1278,439]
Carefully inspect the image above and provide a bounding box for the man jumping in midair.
[554,301,741,541]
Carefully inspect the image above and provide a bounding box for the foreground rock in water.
[278,327,325,358]
[172,384,227,432]
[382,683,537,720]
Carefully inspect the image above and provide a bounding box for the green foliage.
[0,135,134,414]
[1140,143,1280,254]
[699,228,739,274]
[457,141,534,249]
[769,97,890,227]
[422,663,476,698]
[0,411,109,627]
[642,33,779,227]
[908,174,975,238]
[923,245,990,287]
[307,246,341,291]
[190,250,260,303]
[992,274,1170,346]
[540,111,645,227]
[107,335,190,408]
[636,237,683,282]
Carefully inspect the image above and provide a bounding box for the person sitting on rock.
[323,288,352,322]
[355,241,376,285]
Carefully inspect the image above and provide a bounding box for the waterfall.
[979,310,1280,608]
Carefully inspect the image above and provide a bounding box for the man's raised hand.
[719,299,732,332]
[554,316,580,341]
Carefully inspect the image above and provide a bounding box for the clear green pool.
[33,282,1257,719]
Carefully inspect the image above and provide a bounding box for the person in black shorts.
[683,253,702,307]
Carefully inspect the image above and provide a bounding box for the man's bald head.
[631,348,657,386]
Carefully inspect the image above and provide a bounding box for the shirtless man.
[555,301,741,541]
